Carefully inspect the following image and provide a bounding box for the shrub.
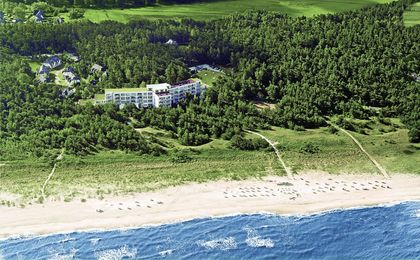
[408,128,419,143]
[230,135,268,150]
[68,8,85,19]
[327,126,338,134]
[300,142,320,154]
[171,150,193,163]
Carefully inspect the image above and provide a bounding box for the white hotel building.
[96,79,203,108]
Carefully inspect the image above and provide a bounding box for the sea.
[0,201,419,260]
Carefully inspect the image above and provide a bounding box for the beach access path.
[41,149,64,198]
[245,130,293,179]
[329,123,390,179]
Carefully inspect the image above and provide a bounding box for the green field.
[0,138,282,204]
[257,125,419,175]
[404,2,420,26]
[196,70,224,87]
[27,60,41,73]
[66,0,394,23]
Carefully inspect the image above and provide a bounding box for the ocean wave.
[415,209,420,218]
[158,249,174,257]
[197,237,237,251]
[94,245,137,260]
[3,200,418,244]
[48,248,77,260]
[244,227,274,248]
[57,234,76,244]
[90,238,100,246]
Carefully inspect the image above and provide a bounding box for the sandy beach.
[1,172,419,239]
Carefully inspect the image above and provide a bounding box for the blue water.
[1,201,419,260]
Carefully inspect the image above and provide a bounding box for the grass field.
[0,139,281,204]
[256,120,419,175]
[196,70,223,87]
[65,0,394,23]
[1,118,418,205]
[27,60,41,73]
[403,2,420,26]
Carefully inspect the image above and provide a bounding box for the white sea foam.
[415,209,420,218]
[58,234,75,244]
[49,254,74,260]
[48,248,77,260]
[158,249,174,257]
[197,237,237,251]
[95,245,137,260]
[90,238,100,246]
[244,227,274,248]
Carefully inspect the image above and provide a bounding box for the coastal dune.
[1,172,420,239]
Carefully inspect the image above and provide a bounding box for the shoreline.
[1,172,420,240]
[1,199,418,242]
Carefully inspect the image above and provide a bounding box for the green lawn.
[51,69,68,87]
[27,60,41,73]
[404,2,420,26]
[196,70,224,87]
[66,0,394,23]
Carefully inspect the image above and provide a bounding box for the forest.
[0,0,419,160]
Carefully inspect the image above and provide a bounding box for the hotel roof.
[105,87,149,93]
[95,94,105,99]
[147,83,171,90]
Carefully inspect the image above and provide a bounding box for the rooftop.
[45,56,61,64]
[92,64,104,71]
[95,94,105,100]
[171,79,198,88]
[155,92,171,96]
[105,87,149,93]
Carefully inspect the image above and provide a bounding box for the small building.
[67,53,80,62]
[37,73,50,83]
[63,67,80,86]
[38,64,50,75]
[63,66,75,75]
[0,11,4,24]
[37,64,50,83]
[62,88,76,97]
[91,64,105,74]
[34,10,44,23]
[43,56,62,69]
[165,39,178,46]
[56,17,64,24]
[65,74,80,86]
[12,18,23,24]
[64,72,80,86]
[189,64,223,73]
[411,73,420,82]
